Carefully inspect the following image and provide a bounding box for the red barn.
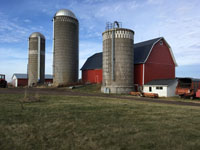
[81,37,177,89]
[12,74,53,87]
[12,74,28,87]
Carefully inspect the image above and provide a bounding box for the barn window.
[159,40,163,45]
[149,87,152,92]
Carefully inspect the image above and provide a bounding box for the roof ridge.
[81,37,177,70]
[135,37,162,45]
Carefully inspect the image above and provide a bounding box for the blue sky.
[0,0,200,81]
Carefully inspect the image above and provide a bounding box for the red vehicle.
[0,74,7,88]
[196,89,200,98]
[176,78,200,99]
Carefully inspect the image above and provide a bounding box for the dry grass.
[0,94,200,150]
[72,84,101,93]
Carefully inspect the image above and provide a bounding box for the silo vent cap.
[29,32,45,39]
[54,9,77,19]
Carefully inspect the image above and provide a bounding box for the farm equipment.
[176,78,200,99]
[142,92,158,98]
[196,89,200,98]
[0,74,7,88]
[130,92,142,96]
[130,91,158,98]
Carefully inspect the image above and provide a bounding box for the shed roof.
[81,37,177,70]
[13,73,28,79]
[144,79,177,86]
[13,74,53,79]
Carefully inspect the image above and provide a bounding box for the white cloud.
[0,13,30,43]
[147,0,164,5]
[24,19,31,23]
[155,1,200,66]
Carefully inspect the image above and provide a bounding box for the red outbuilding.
[81,37,177,89]
[12,73,53,87]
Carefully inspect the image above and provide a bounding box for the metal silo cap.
[29,32,45,39]
[54,9,77,19]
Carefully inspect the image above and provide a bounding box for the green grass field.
[0,93,200,150]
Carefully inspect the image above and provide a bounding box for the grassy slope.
[0,93,200,150]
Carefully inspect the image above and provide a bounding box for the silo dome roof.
[29,32,45,39]
[54,9,77,19]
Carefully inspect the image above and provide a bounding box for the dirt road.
[0,88,200,107]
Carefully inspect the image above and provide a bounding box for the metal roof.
[176,77,200,82]
[45,74,53,79]
[134,37,161,64]
[29,32,45,39]
[81,53,102,70]
[144,79,177,86]
[13,74,53,79]
[13,74,27,79]
[81,37,176,70]
[54,9,77,19]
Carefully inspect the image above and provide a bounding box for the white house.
[143,79,178,97]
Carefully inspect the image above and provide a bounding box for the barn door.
[95,75,99,83]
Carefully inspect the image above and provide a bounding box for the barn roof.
[81,53,102,70]
[12,74,53,79]
[134,37,161,64]
[144,79,177,86]
[81,37,177,70]
[13,73,28,79]
[45,74,53,79]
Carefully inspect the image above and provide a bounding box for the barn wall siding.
[45,79,53,83]
[82,69,102,83]
[14,78,53,87]
[82,65,144,86]
[147,40,175,65]
[144,41,175,84]
[144,63,175,84]
[134,64,143,85]
[18,79,28,87]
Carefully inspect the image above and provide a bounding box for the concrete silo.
[53,9,79,86]
[101,22,134,94]
[28,32,45,86]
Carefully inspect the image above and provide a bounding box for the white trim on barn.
[12,75,18,87]
[143,64,145,85]
[144,37,178,67]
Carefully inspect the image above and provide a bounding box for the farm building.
[12,74,53,87]
[143,79,178,97]
[81,37,177,90]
